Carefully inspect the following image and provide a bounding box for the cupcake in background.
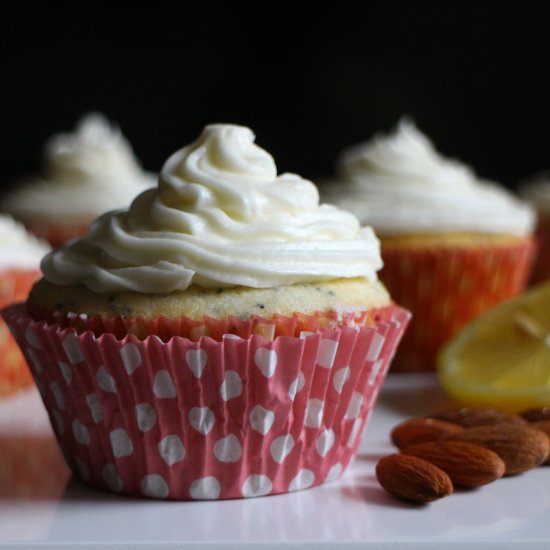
[321,118,536,372]
[519,172,550,284]
[1,113,155,248]
[3,124,409,500]
[0,215,49,396]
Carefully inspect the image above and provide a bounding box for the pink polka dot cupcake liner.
[3,303,409,500]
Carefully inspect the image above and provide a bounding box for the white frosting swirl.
[0,215,50,269]
[2,113,155,222]
[41,124,382,293]
[329,119,535,236]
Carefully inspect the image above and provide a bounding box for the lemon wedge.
[437,281,550,413]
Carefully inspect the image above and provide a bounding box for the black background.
[2,2,549,193]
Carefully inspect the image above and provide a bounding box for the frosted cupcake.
[1,113,155,248]
[0,215,50,395]
[3,124,409,500]
[519,173,550,284]
[323,119,536,372]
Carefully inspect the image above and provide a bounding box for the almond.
[529,420,550,464]
[430,408,525,428]
[391,418,464,449]
[445,424,550,475]
[401,441,505,487]
[376,454,453,503]
[520,407,550,423]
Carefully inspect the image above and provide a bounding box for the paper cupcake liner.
[28,305,385,343]
[0,269,41,396]
[531,214,550,284]
[21,220,91,249]
[380,239,535,372]
[3,303,409,500]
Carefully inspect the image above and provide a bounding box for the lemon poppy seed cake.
[29,277,390,322]
[4,124,409,500]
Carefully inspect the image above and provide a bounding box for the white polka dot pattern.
[366,333,385,361]
[347,418,363,448]
[188,407,215,435]
[3,302,410,500]
[153,370,176,399]
[86,393,103,423]
[213,434,242,463]
[316,339,338,369]
[186,349,207,378]
[96,366,117,393]
[345,392,364,420]
[316,429,335,457]
[50,381,65,410]
[109,429,133,457]
[141,474,169,499]
[254,348,277,378]
[249,405,275,435]
[270,434,294,464]
[220,370,242,401]
[159,435,185,465]
[62,332,84,364]
[25,326,41,349]
[120,343,142,374]
[288,469,315,492]
[190,477,221,500]
[304,399,324,428]
[368,359,384,386]
[72,419,90,445]
[135,403,157,432]
[332,367,350,393]
[288,371,305,401]
[58,361,72,385]
[242,475,272,498]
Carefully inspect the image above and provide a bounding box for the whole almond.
[401,441,505,487]
[445,424,550,475]
[529,420,550,464]
[391,418,464,449]
[520,407,550,423]
[430,408,525,428]
[376,454,453,503]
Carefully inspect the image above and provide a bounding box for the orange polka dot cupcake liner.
[0,269,42,396]
[380,239,536,372]
[2,303,410,500]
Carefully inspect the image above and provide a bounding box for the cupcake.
[322,119,536,372]
[519,172,550,284]
[3,124,409,500]
[1,113,155,248]
[0,215,50,396]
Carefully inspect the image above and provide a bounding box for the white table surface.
[1,372,549,549]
